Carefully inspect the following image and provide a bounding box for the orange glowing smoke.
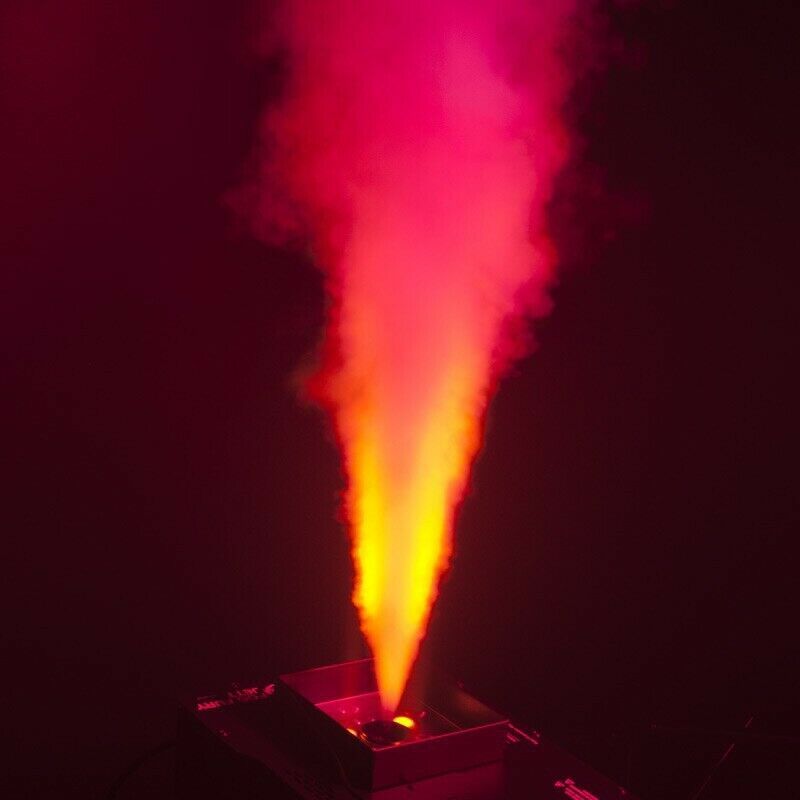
[246,0,589,713]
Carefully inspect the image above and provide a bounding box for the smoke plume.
[244,0,595,712]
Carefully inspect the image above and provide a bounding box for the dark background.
[2,1,797,798]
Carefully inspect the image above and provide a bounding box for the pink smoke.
[243,0,596,708]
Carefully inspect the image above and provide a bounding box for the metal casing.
[275,658,508,790]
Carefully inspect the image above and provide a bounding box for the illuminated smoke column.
[249,0,588,712]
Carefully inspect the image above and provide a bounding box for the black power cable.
[104,739,176,800]
[687,715,754,800]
